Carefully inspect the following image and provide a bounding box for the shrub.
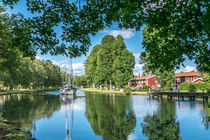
[123,85,131,94]
[207,90,210,96]
[143,85,150,91]
[189,83,197,92]
[180,82,190,91]
[114,88,120,91]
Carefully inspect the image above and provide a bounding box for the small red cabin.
[174,71,202,90]
[129,71,203,90]
[128,75,160,90]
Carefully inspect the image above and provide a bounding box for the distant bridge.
[149,92,209,102]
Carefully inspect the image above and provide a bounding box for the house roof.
[175,71,200,77]
[192,78,203,83]
[130,75,156,81]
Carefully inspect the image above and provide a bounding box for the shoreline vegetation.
[80,88,148,95]
[0,117,32,140]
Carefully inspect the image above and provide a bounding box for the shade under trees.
[85,35,135,89]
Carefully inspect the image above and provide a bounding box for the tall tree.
[85,35,134,88]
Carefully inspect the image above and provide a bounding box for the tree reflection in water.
[0,94,61,130]
[85,93,136,140]
[141,99,181,140]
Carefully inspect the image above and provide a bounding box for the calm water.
[0,90,210,140]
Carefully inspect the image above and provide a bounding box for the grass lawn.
[80,88,148,95]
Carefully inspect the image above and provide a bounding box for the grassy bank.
[80,88,148,95]
[0,117,32,140]
[0,88,59,95]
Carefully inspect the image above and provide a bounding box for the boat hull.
[60,88,77,96]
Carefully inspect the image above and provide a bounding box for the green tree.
[85,45,101,87]
[2,1,209,72]
[75,75,87,88]
[156,70,175,91]
[85,35,134,89]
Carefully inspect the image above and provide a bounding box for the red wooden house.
[174,71,202,90]
[129,71,202,90]
[128,75,160,90]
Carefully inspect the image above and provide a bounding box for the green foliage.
[189,84,197,92]
[123,85,131,94]
[180,82,190,91]
[0,7,64,90]
[181,82,210,92]
[85,35,135,88]
[156,70,175,91]
[143,85,150,92]
[0,58,63,90]
[1,1,209,72]
[75,75,87,88]
[114,88,120,91]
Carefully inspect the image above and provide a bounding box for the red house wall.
[148,77,158,90]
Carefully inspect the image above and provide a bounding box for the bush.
[189,83,197,92]
[123,85,131,94]
[207,90,210,96]
[143,85,150,91]
[180,82,190,91]
[114,88,120,91]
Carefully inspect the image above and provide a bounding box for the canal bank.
[80,88,148,95]
[0,88,59,95]
[0,117,32,140]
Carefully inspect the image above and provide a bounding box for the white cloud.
[133,64,144,76]
[133,53,140,59]
[128,134,136,140]
[52,60,85,76]
[101,29,135,39]
[110,29,135,39]
[35,56,41,60]
[183,66,196,72]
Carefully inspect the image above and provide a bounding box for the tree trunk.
[110,80,112,90]
[100,85,102,90]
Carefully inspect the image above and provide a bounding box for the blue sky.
[5,1,197,76]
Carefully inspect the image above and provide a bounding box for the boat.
[60,83,77,96]
[60,53,77,96]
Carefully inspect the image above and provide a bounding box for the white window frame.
[177,77,181,82]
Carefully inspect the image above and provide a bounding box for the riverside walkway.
[149,92,209,102]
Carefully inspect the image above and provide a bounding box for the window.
[185,77,188,82]
[155,80,158,83]
[177,77,181,82]
[152,85,155,89]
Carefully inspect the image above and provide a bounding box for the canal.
[0,90,209,140]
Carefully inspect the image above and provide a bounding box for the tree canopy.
[85,35,135,88]
[1,0,209,72]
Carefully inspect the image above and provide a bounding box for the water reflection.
[0,94,61,130]
[0,91,209,139]
[60,95,76,140]
[85,93,136,140]
[141,99,181,140]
